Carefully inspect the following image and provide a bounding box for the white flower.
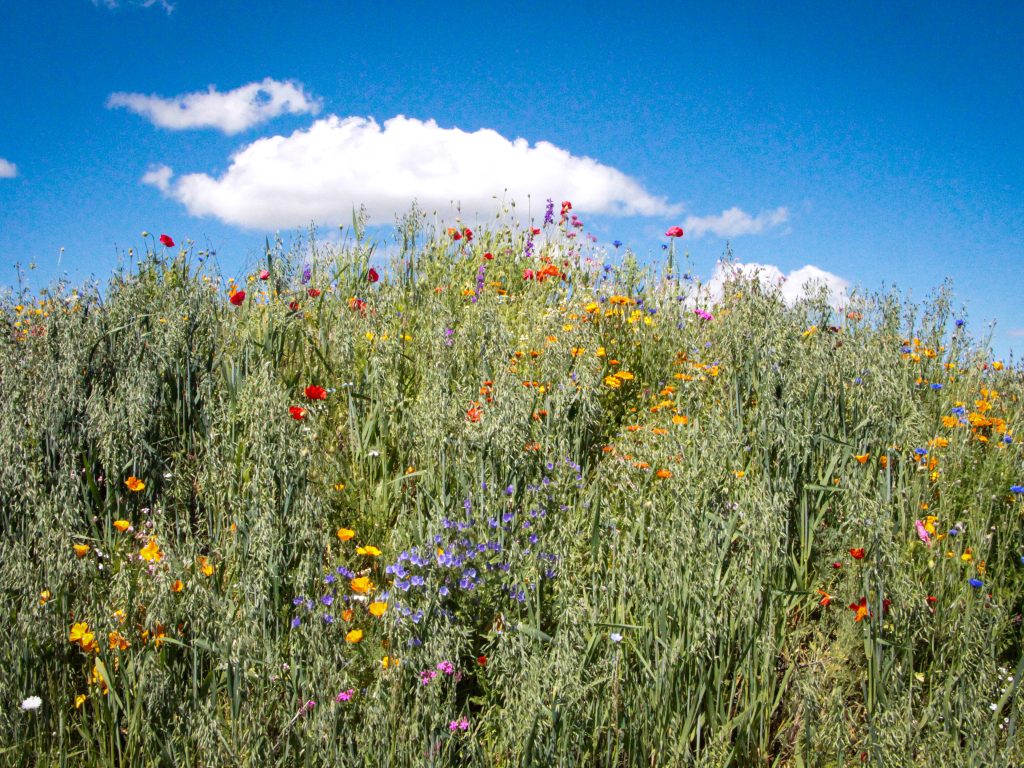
[21,696,42,711]
[609,632,623,643]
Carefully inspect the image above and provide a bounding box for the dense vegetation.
[2,208,1022,766]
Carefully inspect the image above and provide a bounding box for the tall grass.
[1,212,1022,766]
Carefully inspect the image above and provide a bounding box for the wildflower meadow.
[2,206,1023,766]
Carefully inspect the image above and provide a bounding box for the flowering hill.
[2,214,1022,766]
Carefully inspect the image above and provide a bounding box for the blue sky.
[2,1,1022,355]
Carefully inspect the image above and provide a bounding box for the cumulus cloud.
[685,206,789,238]
[0,158,16,178]
[144,114,683,228]
[93,0,175,13]
[141,164,172,192]
[707,261,849,310]
[108,78,320,134]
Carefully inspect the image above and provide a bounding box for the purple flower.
[335,688,355,702]
[544,199,554,225]
[290,616,301,629]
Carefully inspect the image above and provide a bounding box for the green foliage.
[1,218,1022,766]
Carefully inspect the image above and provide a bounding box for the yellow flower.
[350,576,374,594]
[171,579,184,593]
[336,527,355,542]
[197,556,215,577]
[108,632,130,651]
[584,301,600,313]
[604,375,622,389]
[124,476,146,492]
[89,662,108,695]
[614,371,634,381]
[655,469,672,479]
[334,482,346,492]
[595,346,606,357]
[368,601,388,617]
[381,655,398,669]
[139,538,163,563]
[73,544,90,558]
[356,545,382,557]
[734,470,746,479]
[69,622,89,644]
[40,590,51,605]
[345,629,364,644]
[113,520,130,533]
[672,414,689,425]
[854,453,870,464]
[112,609,126,624]
[75,694,87,709]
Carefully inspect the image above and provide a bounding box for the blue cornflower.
[955,319,965,327]
[1010,485,1024,494]
[612,240,622,248]
[323,614,334,624]
[321,595,333,606]
[930,383,943,390]
[969,578,984,589]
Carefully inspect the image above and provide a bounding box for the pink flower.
[335,688,354,702]
[665,226,684,238]
[259,269,270,280]
[523,268,535,281]
[449,717,470,732]
[915,520,931,546]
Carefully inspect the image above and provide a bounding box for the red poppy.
[447,227,462,241]
[289,406,307,421]
[665,226,684,238]
[817,589,832,607]
[288,301,300,312]
[849,548,865,560]
[465,403,483,423]
[849,597,870,622]
[483,252,493,260]
[229,291,246,306]
[531,227,541,235]
[367,267,379,283]
[477,655,487,666]
[159,234,175,248]
[831,561,842,569]
[462,227,473,242]
[305,385,327,401]
[348,297,366,313]
[308,288,321,298]
[523,268,535,281]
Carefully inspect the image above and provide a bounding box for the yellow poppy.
[345,629,364,644]
[73,544,90,558]
[356,545,382,557]
[75,694,87,709]
[124,476,145,492]
[40,590,51,605]
[336,527,355,542]
[113,520,130,533]
[139,538,163,563]
[854,453,870,464]
[350,576,374,594]
[197,556,215,577]
[368,601,388,617]
[69,622,89,644]
[171,579,184,593]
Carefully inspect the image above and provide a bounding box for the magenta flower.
[335,688,355,702]
[665,226,684,238]
[449,717,470,732]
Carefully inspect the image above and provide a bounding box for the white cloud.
[684,206,789,238]
[141,164,172,192]
[0,158,16,178]
[707,261,849,310]
[108,78,320,135]
[93,0,175,13]
[1009,328,1024,338]
[145,114,683,228]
